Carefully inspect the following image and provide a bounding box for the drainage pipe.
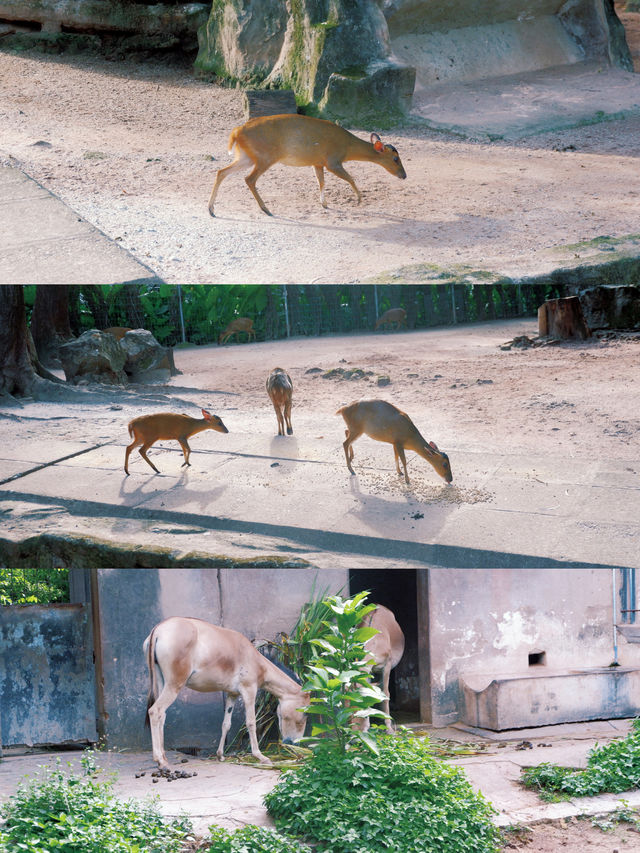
[612,568,619,665]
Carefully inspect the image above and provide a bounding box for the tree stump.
[243,89,298,121]
[538,296,590,340]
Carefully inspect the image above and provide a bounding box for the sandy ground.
[502,814,640,851]
[5,317,639,471]
[0,6,639,284]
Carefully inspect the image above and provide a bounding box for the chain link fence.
[52,284,565,347]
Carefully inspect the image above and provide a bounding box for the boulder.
[195,0,416,125]
[59,330,127,385]
[119,329,172,381]
[578,285,640,330]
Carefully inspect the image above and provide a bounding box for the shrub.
[522,718,640,798]
[0,753,191,853]
[207,824,312,852]
[264,731,499,853]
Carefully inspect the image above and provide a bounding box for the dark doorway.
[349,569,420,719]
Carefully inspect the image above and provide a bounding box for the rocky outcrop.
[119,329,173,381]
[59,329,127,385]
[195,0,416,126]
[578,285,640,329]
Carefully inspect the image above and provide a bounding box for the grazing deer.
[124,409,228,475]
[374,308,407,332]
[266,367,293,436]
[336,399,452,484]
[356,604,405,734]
[208,113,406,217]
[144,617,309,769]
[218,317,256,346]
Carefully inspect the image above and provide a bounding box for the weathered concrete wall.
[426,569,640,726]
[96,568,347,752]
[0,603,97,747]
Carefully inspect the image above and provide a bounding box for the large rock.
[195,0,416,125]
[59,330,127,385]
[578,285,640,330]
[119,329,172,381]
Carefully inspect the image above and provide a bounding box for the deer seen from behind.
[208,113,406,217]
[336,399,452,485]
[266,367,293,436]
[374,308,407,332]
[218,317,256,346]
[124,409,229,475]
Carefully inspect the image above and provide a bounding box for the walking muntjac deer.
[336,399,453,485]
[266,367,293,436]
[124,409,229,475]
[218,317,256,346]
[208,113,407,217]
[374,308,407,332]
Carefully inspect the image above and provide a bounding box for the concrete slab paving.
[410,63,640,139]
[2,720,640,837]
[1,426,638,566]
[0,164,163,285]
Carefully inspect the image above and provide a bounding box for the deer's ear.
[202,409,212,420]
[429,440,440,452]
[371,133,384,152]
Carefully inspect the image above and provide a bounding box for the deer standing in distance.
[218,317,256,345]
[355,604,405,734]
[266,367,294,436]
[144,617,308,769]
[336,399,453,485]
[208,113,406,217]
[124,409,228,475]
[374,308,407,332]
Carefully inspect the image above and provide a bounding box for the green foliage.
[522,718,640,798]
[0,569,69,605]
[206,824,312,852]
[589,800,640,832]
[301,592,388,755]
[0,753,192,853]
[264,731,499,853]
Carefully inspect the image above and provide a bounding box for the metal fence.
[0,569,70,606]
[54,284,566,348]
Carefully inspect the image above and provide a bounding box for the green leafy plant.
[207,824,312,852]
[0,568,69,605]
[0,752,192,852]
[265,730,499,853]
[302,591,388,755]
[522,718,640,798]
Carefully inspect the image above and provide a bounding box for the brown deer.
[266,367,293,436]
[208,113,406,217]
[144,617,308,768]
[336,399,452,484]
[218,317,256,345]
[374,308,407,331]
[124,409,228,475]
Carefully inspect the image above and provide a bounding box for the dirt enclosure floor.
[1,319,638,568]
[1,6,640,284]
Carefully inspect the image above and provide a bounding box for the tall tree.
[0,287,61,397]
[30,285,73,366]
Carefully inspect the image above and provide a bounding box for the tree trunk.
[31,285,73,366]
[538,296,591,339]
[0,286,37,396]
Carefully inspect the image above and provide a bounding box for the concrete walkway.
[0,421,637,568]
[0,163,162,285]
[1,720,639,836]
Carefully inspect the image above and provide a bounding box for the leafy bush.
[207,824,312,852]
[264,731,499,853]
[0,753,191,853]
[0,568,69,605]
[522,718,640,798]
